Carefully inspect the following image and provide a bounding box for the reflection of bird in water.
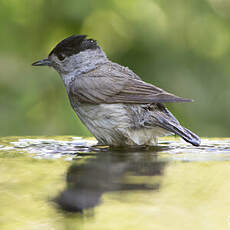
[54,148,167,213]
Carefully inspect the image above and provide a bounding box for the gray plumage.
[32,35,201,146]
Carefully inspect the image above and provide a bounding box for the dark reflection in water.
[54,147,167,213]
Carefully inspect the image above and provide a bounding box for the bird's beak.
[32,58,51,66]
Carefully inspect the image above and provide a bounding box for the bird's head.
[32,35,105,74]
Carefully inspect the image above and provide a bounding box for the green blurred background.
[1,0,230,137]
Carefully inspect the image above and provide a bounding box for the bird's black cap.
[49,35,99,57]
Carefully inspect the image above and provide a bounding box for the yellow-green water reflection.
[0,136,230,230]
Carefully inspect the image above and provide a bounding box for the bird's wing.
[70,75,192,104]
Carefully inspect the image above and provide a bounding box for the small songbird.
[32,35,200,146]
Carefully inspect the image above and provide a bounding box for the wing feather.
[70,75,192,104]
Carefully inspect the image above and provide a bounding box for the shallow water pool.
[0,136,230,230]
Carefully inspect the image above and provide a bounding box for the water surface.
[0,136,230,230]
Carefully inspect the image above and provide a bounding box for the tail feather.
[167,125,201,146]
[150,104,201,146]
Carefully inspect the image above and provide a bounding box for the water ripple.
[0,137,230,162]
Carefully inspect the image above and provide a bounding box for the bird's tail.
[150,104,201,146]
[163,123,201,146]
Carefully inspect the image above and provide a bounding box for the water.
[0,136,230,230]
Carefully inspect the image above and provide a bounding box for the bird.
[32,35,201,147]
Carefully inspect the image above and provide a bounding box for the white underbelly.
[73,103,169,146]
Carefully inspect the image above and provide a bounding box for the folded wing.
[70,75,192,104]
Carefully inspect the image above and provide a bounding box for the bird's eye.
[57,53,66,61]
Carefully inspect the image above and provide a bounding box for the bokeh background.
[1,0,230,137]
